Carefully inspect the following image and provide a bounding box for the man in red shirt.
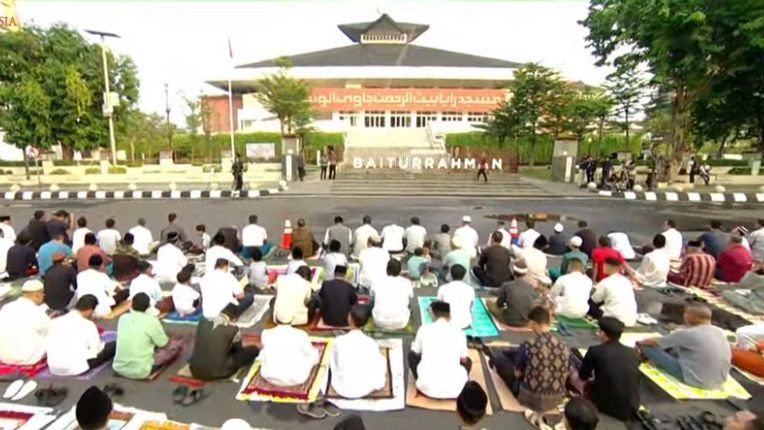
[591,236,625,282]
[715,235,753,283]
[668,241,715,288]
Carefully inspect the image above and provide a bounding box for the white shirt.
[273,273,312,325]
[323,252,348,281]
[71,227,92,254]
[128,225,154,255]
[242,224,268,247]
[663,228,683,261]
[405,225,427,253]
[0,237,12,274]
[515,247,548,280]
[260,325,319,386]
[411,319,469,399]
[591,273,638,327]
[359,246,390,287]
[453,225,479,258]
[154,243,188,283]
[77,269,119,317]
[381,224,405,252]
[637,248,671,287]
[437,281,476,329]
[608,232,636,260]
[519,228,541,250]
[748,227,764,261]
[371,275,413,329]
[550,271,593,318]
[0,223,16,243]
[200,269,243,319]
[286,259,308,275]
[0,297,50,365]
[205,245,243,272]
[352,224,378,259]
[248,261,268,288]
[199,232,211,250]
[330,330,386,398]
[172,283,200,316]
[96,229,121,255]
[129,274,163,305]
[46,311,103,376]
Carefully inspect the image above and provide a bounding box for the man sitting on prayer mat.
[667,240,716,289]
[549,257,592,319]
[273,265,314,326]
[456,381,488,429]
[77,254,129,318]
[409,301,471,399]
[371,259,414,330]
[129,260,166,312]
[637,303,731,389]
[635,234,671,287]
[201,258,254,319]
[76,386,113,430]
[247,248,269,289]
[555,236,588,281]
[716,235,753,284]
[154,232,187,284]
[189,303,260,381]
[731,323,764,377]
[286,247,308,275]
[486,306,569,412]
[437,265,475,329]
[589,257,638,327]
[113,293,173,379]
[322,240,348,282]
[575,317,640,422]
[76,233,109,273]
[205,233,243,273]
[329,306,385,398]
[472,231,512,288]
[172,270,200,317]
[111,234,141,282]
[318,265,358,327]
[44,251,77,311]
[38,233,73,275]
[0,280,50,365]
[260,315,320,386]
[359,234,389,288]
[494,260,541,327]
[47,295,116,376]
[6,232,38,280]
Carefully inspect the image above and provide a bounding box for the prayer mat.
[553,315,598,331]
[311,316,352,332]
[45,404,166,430]
[405,349,493,415]
[0,358,46,378]
[169,362,244,387]
[481,298,532,332]
[326,348,393,399]
[236,338,332,403]
[362,315,416,337]
[418,296,499,338]
[236,295,271,328]
[481,353,525,412]
[323,338,405,411]
[38,332,116,380]
[639,362,751,400]
[102,300,131,320]
[145,336,188,381]
[0,403,57,430]
[265,265,324,288]
[163,309,203,325]
[139,421,190,430]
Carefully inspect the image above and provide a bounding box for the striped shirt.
[679,253,716,289]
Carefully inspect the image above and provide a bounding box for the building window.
[364,111,386,128]
[390,111,411,128]
[466,112,488,123]
[361,33,407,44]
[441,112,463,122]
[339,110,359,127]
[415,111,438,128]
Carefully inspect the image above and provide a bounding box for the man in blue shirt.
[38,233,73,275]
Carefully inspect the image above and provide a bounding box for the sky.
[16,0,611,124]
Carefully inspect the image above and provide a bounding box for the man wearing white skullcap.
[453,216,479,258]
[548,223,568,255]
[0,279,50,365]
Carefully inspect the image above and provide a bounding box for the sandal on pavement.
[3,379,24,400]
[296,403,327,419]
[172,385,189,404]
[321,400,341,418]
[11,380,37,401]
[34,386,68,407]
[181,389,209,406]
[103,383,124,398]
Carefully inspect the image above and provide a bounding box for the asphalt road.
[0,196,761,430]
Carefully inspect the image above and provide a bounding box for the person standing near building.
[476,156,488,182]
[231,152,244,195]
[297,150,306,182]
[319,150,328,180]
[328,146,338,180]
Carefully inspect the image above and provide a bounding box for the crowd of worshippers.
[0,210,764,427]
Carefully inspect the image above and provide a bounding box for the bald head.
[684,303,712,325]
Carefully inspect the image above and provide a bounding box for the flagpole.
[227,37,235,158]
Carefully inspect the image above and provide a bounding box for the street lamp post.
[165,83,173,158]
[85,29,120,166]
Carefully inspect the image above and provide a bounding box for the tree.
[606,68,647,149]
[254,58,313,136]
[478,101,523,147]
[509,63,565,167]
[544,87,574,139]
[566,90,602,147]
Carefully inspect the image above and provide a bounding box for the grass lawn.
[519,166,552,181]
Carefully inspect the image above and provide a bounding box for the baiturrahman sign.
[352,157,503,170]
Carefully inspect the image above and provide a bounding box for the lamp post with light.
[85,29,120,166]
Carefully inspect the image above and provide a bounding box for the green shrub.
[84,167,99,175]
[108,166,127,174]
[202,165,221,173]
[0,161,29,167]
[52,160,98,166]
[49,168,71,175]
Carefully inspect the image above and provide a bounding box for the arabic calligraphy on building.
[309,88,506,112]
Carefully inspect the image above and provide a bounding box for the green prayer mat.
[552,315,599,331]
[418,296,500,338]
[362,314,416,337]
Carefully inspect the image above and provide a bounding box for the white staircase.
[342,128,447,167]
